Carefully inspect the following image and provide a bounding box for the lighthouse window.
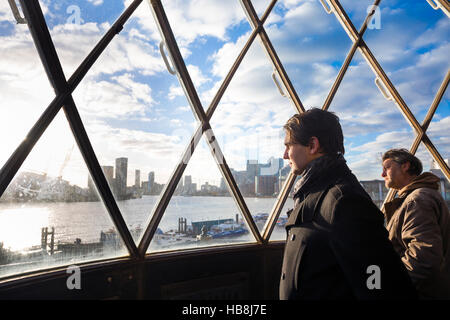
[0,0,448,281]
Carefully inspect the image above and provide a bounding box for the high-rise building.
[135,169,140,188]
[115,158,128,198]
[255,175,277,196]
[148,171,155,193]
[102,166,114,188]
[87,165,114,196]
[184,175,192,187]
[259,157,284,176]
[246,160,259,178]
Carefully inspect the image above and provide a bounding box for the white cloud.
[412,18,450,48]
[112,73,153,105]
[48,22,165,78]
[87,0,104,6]
[73,76,151,119]
[1,0,448,186]
[126,0,246,59]
[168,84,184,100]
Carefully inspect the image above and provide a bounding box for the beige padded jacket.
[383,172,450,299]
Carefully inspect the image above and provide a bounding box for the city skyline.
[0,1,448,192]
[2,154,449,205]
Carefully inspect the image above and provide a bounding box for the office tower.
[115,157,128,198]
[259,157,284,176]
[148,171,155,193]
[246,160,258,178]
[102,166,114,188]
[255,175,277,196]
[184,175,192,186]
[135,169,140,188]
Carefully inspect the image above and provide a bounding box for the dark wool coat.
[279,160,417,300]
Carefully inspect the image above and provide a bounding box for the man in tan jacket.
[382,148,450,299]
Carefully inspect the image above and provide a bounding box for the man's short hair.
[382,148,423,176]
[283,108,345,155]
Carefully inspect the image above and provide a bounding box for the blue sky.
[0,0,448,191]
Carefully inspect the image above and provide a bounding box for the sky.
[0,0,449,192]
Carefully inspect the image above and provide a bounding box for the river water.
[0,195,293,252]
[0,195,293,278]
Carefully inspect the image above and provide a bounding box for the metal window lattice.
[1,0,449,260]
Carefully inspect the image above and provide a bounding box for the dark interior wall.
[0,243,284,300]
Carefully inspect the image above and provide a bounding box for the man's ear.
[400,161,410,174]
[308,137,322,155]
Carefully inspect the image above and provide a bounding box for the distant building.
[259,157,284,176]
[255,175,277,196]
[102,166,114,188]
[430,158,449,201]
[115,157,128,199]
[148,171,155,193]
[135,170,140,189]
[359,180,388,208]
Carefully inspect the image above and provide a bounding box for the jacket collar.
[293,153,348,202]
[398,172,439,197]
[383,172,440,223]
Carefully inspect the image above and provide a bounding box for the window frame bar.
[16,0,140,258]
[139,0,268,256]
[327,0,449,183]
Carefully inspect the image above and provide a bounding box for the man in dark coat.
[279,108,416,300]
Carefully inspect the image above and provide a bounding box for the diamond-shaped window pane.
[210,38,295,235]
[264,0,353,109]
[328,50,417,202]
[0,111,128,279]
[362,1,450,124]
[147,135,255,253]
[71,13,198,246]
[0,10,54,170]
[44,0,127,79]
[160,0,250,110]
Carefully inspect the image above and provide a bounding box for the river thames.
[0,195,293,252]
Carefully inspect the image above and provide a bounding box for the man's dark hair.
[382,148,423,176]
[283,108,345,155]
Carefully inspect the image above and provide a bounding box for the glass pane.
[269,189,295,241]
[362,0,450,124]
[414,143,449,209]
[43,0,127,78]
[328,50,416,201]
[426,107,450,166]
[251,0,270,19]
[0,111,128,280]
[148,135,255,253]
[71,10,198,246]
[264,0,353,108]
[209,38,295,235]
[160,0,250,109]
[0,2,54,169]
[339,0,374,30]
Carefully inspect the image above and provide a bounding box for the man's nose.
[381,170,386,177]
[283,148,289,159]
